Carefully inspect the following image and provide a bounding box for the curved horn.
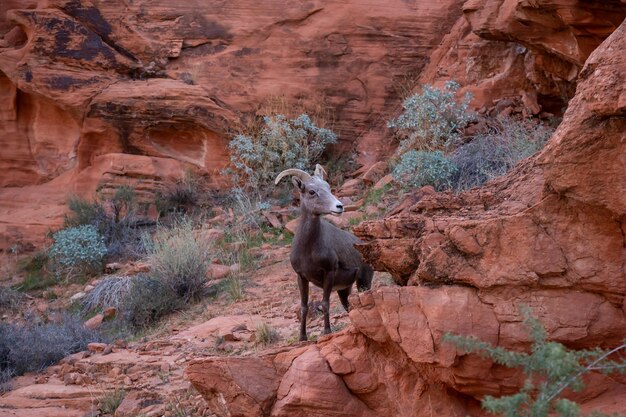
[274,168,311,185]
[314,164,327,180]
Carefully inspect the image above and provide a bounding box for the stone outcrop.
[186,16,626,417]
[420,0,626,116]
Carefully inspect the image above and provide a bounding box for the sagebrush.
[388,80,474,152]
[226,114,337,191]
[49,225,107,280]
[392,150,457,191]
[388,81,556,193]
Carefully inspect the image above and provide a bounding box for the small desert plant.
[226,274,243,302]
[444,307,626,417]
[0,313,105,377]
[81,275,134,313]
[15,251,56,292]
[229,187,267,230]
[97,388,126,415]
[49,225,107,280]
[226,114,337,191]
[392,150,457,191]
[0,286,23,311]
[119,275,180,330]
[156,172,201,215]
[256,322,280,347]
[147,221,211,302]
[0,368,13,393]
[388,80,474,152]
[450,116,554,191]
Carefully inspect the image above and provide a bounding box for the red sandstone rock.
[187,18,626,417]
[0,0,471,250]
[84,314,104,330]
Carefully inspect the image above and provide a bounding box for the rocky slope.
[186,16,626,417]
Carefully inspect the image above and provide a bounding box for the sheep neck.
[297,207,324,248]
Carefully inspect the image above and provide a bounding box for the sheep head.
[275,164,344,216]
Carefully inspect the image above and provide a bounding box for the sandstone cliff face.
[0,0,469,249]
[3,1,624,251]
[186,17,626,417]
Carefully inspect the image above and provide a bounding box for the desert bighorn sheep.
[275,164,373,341]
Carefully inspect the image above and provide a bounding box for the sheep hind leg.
[297,274,309,341]
[337,287,351,312]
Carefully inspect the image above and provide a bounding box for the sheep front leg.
[321,272,333,335]
[297,274,309,341]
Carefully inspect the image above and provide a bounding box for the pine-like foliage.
[443,307,626,417]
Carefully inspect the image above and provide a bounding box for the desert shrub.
[147,221,211,302]
[82,275,180,331]
[229,187,268,229]
[256,322,280,347]
[226,114,337,191]
[14,251,56,292]
[49,225,107,279]
[156,172,201,215]
[450,116,554,191]
[119,275,180,330]
[444,307,626,417]
[0,368,13,393]
[0,286,23,311]
[392,150,457,191]
[81,275,134,313]
[0,314,104,377]
[65,187,150,260]
[65,197,105,228]
[388,80,474,152]
[98,388,126,415]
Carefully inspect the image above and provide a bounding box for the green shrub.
[392,150,457,191]
[0,314,105,377]
[226,114,337,190]
[147,221,211,302]
[444,307,626,417]
[49,225,107,279]
[450,116,554,191]
[388,80,474,152]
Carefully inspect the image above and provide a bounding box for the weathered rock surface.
[0,0,471,249]
[420,0,626,116]
[186,16,626,417]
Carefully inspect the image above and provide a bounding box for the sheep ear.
[314,164,327,180]
[292,176,305,191]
